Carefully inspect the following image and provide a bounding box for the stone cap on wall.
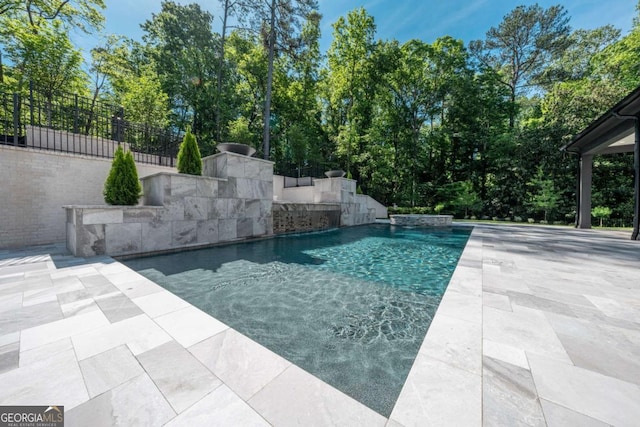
[202,151,275,165]
[140,172,226,182]
[62,205,165,209]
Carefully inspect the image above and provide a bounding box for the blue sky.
[75,0,637,55]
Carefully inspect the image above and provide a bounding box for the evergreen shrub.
[177,128,202,175]
[104,145,141,205]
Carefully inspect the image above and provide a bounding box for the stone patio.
[0,224,639,426]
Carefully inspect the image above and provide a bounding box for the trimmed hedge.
[387,206,434,215]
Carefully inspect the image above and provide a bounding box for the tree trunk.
[509,87,516,128]
[215,0,230,142]
[262,0,277,160]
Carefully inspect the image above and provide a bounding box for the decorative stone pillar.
[202,152,275,237]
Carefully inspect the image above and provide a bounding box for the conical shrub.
[177,128,202,175]
[104,145,142,205]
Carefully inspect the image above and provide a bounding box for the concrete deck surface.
[0,224,639,426]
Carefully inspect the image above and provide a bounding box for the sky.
[74,0,637,58]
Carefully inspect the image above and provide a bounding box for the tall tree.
[272,11,323,174]
[470,4,570,127]
[120,65,170,129]
[214,0,251,141]
[0,0,103,86]
[326,7,377,176]
[141,1,219,145]
[225,31,268,147]
[242,0,318,160]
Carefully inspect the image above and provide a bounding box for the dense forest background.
[1,0,639,224]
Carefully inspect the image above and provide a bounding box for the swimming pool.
[123,224,471,416]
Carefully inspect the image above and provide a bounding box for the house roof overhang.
[562,85,640,156]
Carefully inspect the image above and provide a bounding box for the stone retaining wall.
[0,145,175,249]
[65,152,274,257]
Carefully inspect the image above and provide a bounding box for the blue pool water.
[123,224,471,416]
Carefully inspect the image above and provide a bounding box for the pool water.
[123,224,471,416]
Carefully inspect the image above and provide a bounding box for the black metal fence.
[0,84,181,166]
[274,164,327,179]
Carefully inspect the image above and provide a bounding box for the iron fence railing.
[0,84,181,166]
[274,164,328,179]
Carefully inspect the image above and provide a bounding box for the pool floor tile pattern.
[0,224,639,426]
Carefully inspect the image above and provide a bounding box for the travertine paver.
[474,225,640,427]
[0,225,639,426]
[248,364,387,426]
[136,340,221,413]
[79,345,144,398]
[189,328,291,401]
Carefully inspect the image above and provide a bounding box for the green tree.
[177,128,202,175]
[539,26,620,87]
[0,0,104,85]
[227,116,253,144]
[271,11,324,174]
[120,65,170,129]
[142,1,219,143]
[470,4,570,127]
[0,0,105,33]
[104,145,141,205]
[241,0,319,160]
[326,7,377,177]
[224,31,268,148]
[3,20,85,94]
[214,0,251,140]
[453,181,481,218]
[591,206,612,227]
[593,11,640,91]
[527,167,560,221]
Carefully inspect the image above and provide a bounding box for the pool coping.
[388,225,484,425]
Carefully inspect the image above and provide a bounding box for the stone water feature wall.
[272,202,342,233]
[65,152,273,257]
[272,176,380,234]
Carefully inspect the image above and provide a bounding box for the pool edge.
[388,225,483,426]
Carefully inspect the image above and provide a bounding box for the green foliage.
[3,20,86,96]
[387,206,434,216]
[594,23,640,91]
[470,4,571,126]
[120,65,170,128]
[527,167,561,221]
[0,0,105,34]
[591,206,613,227]
[2,1,638,227]
[104,145,142,205]
[141,1,219,144]
[177,129,202,175]
[227,116,254,144]
[452,181,481,218]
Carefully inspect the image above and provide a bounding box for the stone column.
[578,154,593,229]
